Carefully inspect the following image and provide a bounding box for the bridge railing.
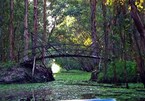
[19,42,102,63]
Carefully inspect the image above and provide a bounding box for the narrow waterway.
[0,81,145,101]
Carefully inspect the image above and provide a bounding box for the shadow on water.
[139,98,145,101]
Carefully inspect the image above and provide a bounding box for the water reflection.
[81,93,145,101]
[118,98,145,101]
[0,89,145,101]
[81,93,97,99]
[0,88,52,101]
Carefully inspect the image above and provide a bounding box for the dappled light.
[84,37,92,46]
[135,0,144,11]
[105,0,113,5]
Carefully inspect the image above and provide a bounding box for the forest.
[0,0,145,101]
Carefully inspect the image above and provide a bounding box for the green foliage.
[64,4,83,16]
[0,61,16,68]
[55,58,82,70]
[98,60,137,83]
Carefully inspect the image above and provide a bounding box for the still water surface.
[0,88,145,101]
[0,83,145,101]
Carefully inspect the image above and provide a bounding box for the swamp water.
[0,70,145,101]
[0,81,145,101]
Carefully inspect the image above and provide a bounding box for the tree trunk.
[119,3,129,88]
[42,0,47,64]
[2,36,6,62]
[24,0,29,61]
[102,0,108,82]
[111,0,118,84]
[130,2,145,50]
[120,30,129,88]
[111,30,117,84]
[90,0,98,57]
[9,0,15,61]
[129,0,145,87]
[90,0,99,81]
[32,0,38,57]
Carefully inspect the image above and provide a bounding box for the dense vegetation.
[0,0,145,92]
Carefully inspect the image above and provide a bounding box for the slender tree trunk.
[120,30,129,88]
[90,0,98,57]
[90,0,99,81]
[2,37,6,62]
[112,0,118,84]
[32,0,38,57]
[0,1,4,61]
[42,0,47,64]
[24,0,29,61]
[102,0,108,82]
[112,30,117,84]
[9,0,15,61]
[122,4,129,89]
[116,3,129,88]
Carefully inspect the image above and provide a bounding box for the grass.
[55,69,91,81]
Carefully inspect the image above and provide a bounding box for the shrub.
[0,61,16,69]
[98,60,137,83]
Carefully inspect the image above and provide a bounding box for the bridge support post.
[32,56,36,77]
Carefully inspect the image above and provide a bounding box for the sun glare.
[51,62,61,73]
[29,0,33,2]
